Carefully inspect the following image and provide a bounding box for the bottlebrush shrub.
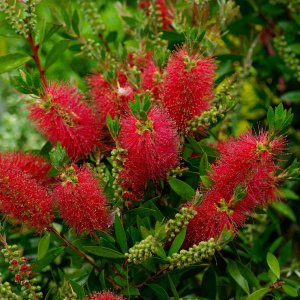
[0,1,299,299]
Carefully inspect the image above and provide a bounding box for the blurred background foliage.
[0,0,299,299]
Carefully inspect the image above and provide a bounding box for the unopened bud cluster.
[125,235,161,264]
[111,147,126,201]
[186,105,225,133]
[0,0,37,37]
[80,0,106,34]
[148,2,163,30]
[95,162,110,185]
[167,166,186,178]
[1,244,42,299]
[165,207,197,242]
[274,36,300,81]
[167,238,217,269]
[0,273,18,300]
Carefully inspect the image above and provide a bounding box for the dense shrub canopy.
[0,0,299,299]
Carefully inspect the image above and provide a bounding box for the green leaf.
[290,43,300,55]
[42,23,62,43]
[281,91,300,103]
[122,16,138,28]
[0,53,32,74]
[33,247,65,271]
[282,284,298,297]
[148,283,169,300]
[69,280,85,298]
[246,288,269,300]
[156,246,167,259]
[168,274,179,300]
[83,246,124,259]
[45,40,70,70]
[227,260,250,294]
[200,176,213,188]
[72,10,80,36]
[121,287,140,296]
[114,214,128,253]
[126,208,163,220]
[199,153,209,176]
[266,252,280,279]
[168,227,186,256]
[38,234,51,260]
[272,202,296,222]
[49,143,68,171]
[267,106,275,129]
[168,177,195,200]
[201,267,217,299]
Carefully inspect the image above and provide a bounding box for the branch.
[27,33,47,87]
[48,226,122,290]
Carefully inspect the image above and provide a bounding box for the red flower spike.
[161,48,216,130]
[54,166,112,234]
[0,163,54,232]
[87,72,134,122]
[84,291,124,300]
[87,74,119,121]
[0,152,52,185]
[209,131,285,205]
[140,53,161,99]
[185,131,285,246]
[119,107,180,200]
[28,82,102,160]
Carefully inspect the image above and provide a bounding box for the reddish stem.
[27,33,47,87]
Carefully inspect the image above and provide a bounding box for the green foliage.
[0,0,299,299]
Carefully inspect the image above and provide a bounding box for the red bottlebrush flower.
[54,166,112,234]
[161,48,215,130]
[185,189,248,247]
[139,0,173,29]
[118,107,180,200]
[140,53,161,99]
[28,82,102,160]
[0,152,52,185]
[84,291,124,300]
[209,131,285,204]
[87,74,118,121]
[185,131,285,246]
[87,72,134,121]
[0,163,54,232]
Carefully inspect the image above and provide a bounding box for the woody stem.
[26,33,47,87]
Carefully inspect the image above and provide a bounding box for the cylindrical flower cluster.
[0,159,54,232]
[54,165,112,234]
[29,82,102,160]
[118,107,180,201]
[161,48,216,130]
[125,235,161,264]
[167,238,217,269]
[186,132,285,246]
